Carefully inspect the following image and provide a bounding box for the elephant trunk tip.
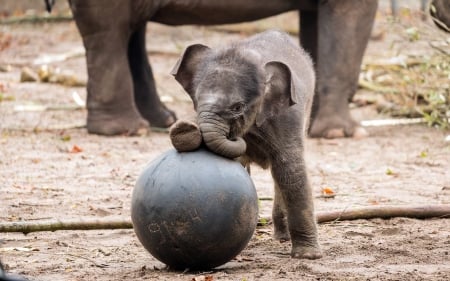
[202,132,247,159]
[198,113,247,159]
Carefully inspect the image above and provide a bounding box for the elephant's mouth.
[228,119,244,140]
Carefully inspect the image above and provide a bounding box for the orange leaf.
[70,145,83,153]
[322,187,335,195]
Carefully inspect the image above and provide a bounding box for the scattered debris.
[20,65,86,87]
[0,64,11,72]
[20,66,39,82]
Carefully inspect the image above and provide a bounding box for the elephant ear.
[256,61,298,127]
[171,44,211,98]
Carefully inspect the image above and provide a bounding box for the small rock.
[50,71,86,87]
[20,67,39,82]
[0,64,12,72]
[37,65,51,82]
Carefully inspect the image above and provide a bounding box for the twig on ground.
[1,205,449,234]
[14,104,84,112]
[0,14,73,25]
[1,123,86,133]
[360,118,425,127]
[428,41,450,56]
[358,79,399,94]
[33,47,85,65]
[0,218,132,234]
[316,204,450,223]
[63,253,109,268]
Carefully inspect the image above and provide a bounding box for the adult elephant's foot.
[87,109,150,136]
[309,113,368,139]
[138,103,177,129]
[291,243,323,260]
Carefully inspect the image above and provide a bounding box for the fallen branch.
[1,123,86,133]
[0,14,73,25]
[0,218,132,234]
[360,117,426,127]
[14,104,84,112]
[358,79,400,94]
[316,204,450,223]
[1,205,448,234]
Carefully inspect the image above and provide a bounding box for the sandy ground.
[1,3,449,281]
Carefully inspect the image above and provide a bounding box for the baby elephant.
[169,30,321,259]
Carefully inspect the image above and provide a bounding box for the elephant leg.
[271,154,321,259]
[272,182,290,242]
[430,0,450,32]
[302,0,378,138]
[71,1,149,135]
[128,25,177,129]
[82,32,149,135]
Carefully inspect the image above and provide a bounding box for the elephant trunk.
[198,111,246,159]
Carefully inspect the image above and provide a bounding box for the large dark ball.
[131,149,258,270]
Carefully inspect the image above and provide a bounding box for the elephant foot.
[291,244,323,260]
[169,119,202,152]
[87,109,150,136]
[139,103,177,130]
[320,126,368,139]
[273,217,290,242]
[309,114,368,139]
[274,230,290,243]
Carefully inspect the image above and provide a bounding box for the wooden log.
[316,204,450,223]
[0,205,449,234]
[0,218,132,234]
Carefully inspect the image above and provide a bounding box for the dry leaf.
[70,145,83,153]
[320,187,336,198]
[385,168,399,177]
[322,187,335,195]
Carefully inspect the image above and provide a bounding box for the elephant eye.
[230,102,246,114]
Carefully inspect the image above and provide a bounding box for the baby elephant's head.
[171,44,297,159]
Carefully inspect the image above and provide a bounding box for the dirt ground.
[1,2,449,281]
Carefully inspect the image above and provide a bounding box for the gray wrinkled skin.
[171,30,321,259]
[430,0,450,32]
[64,0,378,136]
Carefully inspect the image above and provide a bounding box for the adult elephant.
[47,0,378,137]
[430,0,450,32]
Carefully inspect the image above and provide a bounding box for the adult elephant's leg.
[128,25,177,129]
[303,0,378,138]
[430,0,450,32]
[70,0,149,135]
